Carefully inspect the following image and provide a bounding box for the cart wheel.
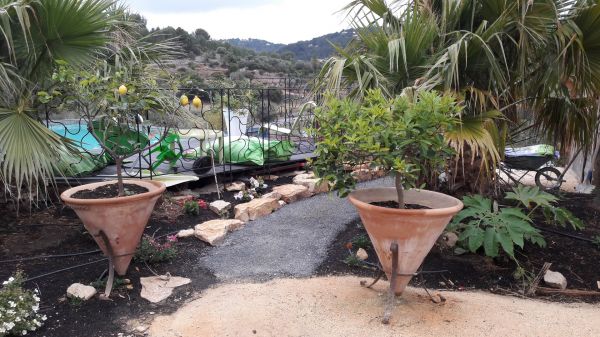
[192,156,212,175]
[535,167,562,190]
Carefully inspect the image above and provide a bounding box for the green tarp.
[183,136,295,166]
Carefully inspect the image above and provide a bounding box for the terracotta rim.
[348,187,463,216]
[61,180,166,206]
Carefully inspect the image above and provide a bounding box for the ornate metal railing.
[44,79,321,181]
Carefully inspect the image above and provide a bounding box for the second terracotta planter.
[61,180,166,275]
[349,188,463,295]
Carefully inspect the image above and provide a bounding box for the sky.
[125,0,351,44]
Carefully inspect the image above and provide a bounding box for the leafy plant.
[183,200,200,215]
[0,0,178,204]
[505,185,584,230]
[343,255,361,267]
[448,195,545,259]
[0,272,47,336]
[313,89,459,207]
[46,61,186,197]
[134,235,178,264]
[351,234,372,250]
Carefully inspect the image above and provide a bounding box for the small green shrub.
[448,195,545,259]
[183,200,200,215]
[505,185,584,230]
[134,235,178,264]
[312,89,459,206]
[0,272,47,336]
[449,185,585,260]
[351,234,372,250]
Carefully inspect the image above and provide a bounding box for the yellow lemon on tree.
[192,96,202,109]
[180,95,189,106]
[118,84,128,95]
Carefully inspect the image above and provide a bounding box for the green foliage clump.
[0,272,47,336]
[134,235,178,264]
[448,195,545,259]
[312,89,459,201]
[449,185,585,259]
[351,234,372,250]
[505,185,584,230]
[183,200,200,216]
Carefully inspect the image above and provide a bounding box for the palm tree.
[0,0,177,203]
[316,0,600,193]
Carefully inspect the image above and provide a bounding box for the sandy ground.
[148,276,600,337]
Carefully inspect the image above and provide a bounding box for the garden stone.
[177,228,195,238]
[272,184,310,203]
[225,181,246,192]
[140,275,191,303]
[172,195,194,203]
[278,200,286,207]
[544,270,567,290]
[209,200,231,215]
[194,219,245,246]
[439,232,459,248]
[177,189,200,198]
[293,173,329,194]
[356,248,368,261]
[262,191,282,200]
[234,197,281,222]
[263,175,279,181]
[67,283,97,301]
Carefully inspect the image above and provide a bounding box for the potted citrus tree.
[313,88,463,320]
[48,62,182,296]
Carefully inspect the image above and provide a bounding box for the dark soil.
[72,183,148,199]
[370,201,431,209]
[318,192,600,303]
[0,172,300,337]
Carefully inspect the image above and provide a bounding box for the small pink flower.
[167,235,178,243]
[197,200,208,209]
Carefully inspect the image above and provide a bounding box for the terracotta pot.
[348,188,463,295]
[61,180,166,275]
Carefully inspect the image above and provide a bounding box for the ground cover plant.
[0,272,47,336]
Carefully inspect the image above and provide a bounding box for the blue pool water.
[49,123,160,153]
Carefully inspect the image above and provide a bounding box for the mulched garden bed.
[317,191,600,304]
[0,173,297,337]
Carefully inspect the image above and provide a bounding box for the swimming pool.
[49,122,161,153]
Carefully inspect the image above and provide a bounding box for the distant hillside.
[279,29,355,60]
[223,29,355,61]
[224,38,285,54]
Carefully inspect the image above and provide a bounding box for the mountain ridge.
[222,29,354,60]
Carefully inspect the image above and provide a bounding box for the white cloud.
[126,0,351,44]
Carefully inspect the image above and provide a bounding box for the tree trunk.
[395,174,404,209]
[115,157,125,197]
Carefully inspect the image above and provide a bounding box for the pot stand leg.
[382,241,399,325]
[98,230,115,299]
[360,270,384,289]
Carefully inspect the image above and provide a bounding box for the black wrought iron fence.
[44,79,321,182]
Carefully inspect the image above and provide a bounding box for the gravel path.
[198,178,392,281]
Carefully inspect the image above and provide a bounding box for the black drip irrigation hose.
[7,230,182,283]
[0,230,180,264]
[0,249,101,264]
[533,225,596,243]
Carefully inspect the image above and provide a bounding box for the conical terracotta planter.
[61,180,166,275]
[349,188,463,295]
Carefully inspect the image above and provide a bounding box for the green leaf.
[495,231,514,258]
[505,185,557,208]
[467,227,485,252]
[483,227,499,257]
